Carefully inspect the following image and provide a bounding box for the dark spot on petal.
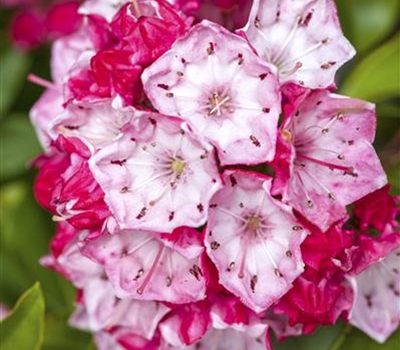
[166,92,174,98]
[177,71,184,76]
[209,203,217,208]
[207,42,215,55]
[197,203,204,213]
[120,186,129,193]
[239,202,244,208]
[259,73,268,80]
[149,117,157,125]
[226,261,235,272]
[250,275,258,293]
[189,264,203,280]
[157,83,169,90]
[110,159,126,166]
[166,276,172,287]
[210,241,220,250]
[254,17,260,27]
[250,135,261,147]
[301,12,313,26]
[316,101,322,105]
[321,61,336,69]
[181,57,186,64]
[230,175,237,187]
[133,268,144,281]
[286,250,292,257]
[274,268,283,277]
[168,212,175,221]
[238,53,244,65]
[262,107,270,113]
[136,207,147,219]
[292,225,303,231]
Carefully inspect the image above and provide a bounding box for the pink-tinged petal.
[159,301,212,346]
[274,268,354,334]
[71,277,170,337]
[44,1,83,40]
[188,325,270,350]
[353,185,400,232]
[142,20,281,166]
[34,136,110,230]
[281,90,387,231]
[348,248,400,343]
[90,112,222,232]
[205,170,307,313]
[10,10,46,50]
[30,88,64,150]
[240,0,355,88]
[81,227,207,303]
[50,97,136,149]
[265,313,303,341]
[79,0,127,22]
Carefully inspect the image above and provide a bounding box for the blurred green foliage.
[0,0,399,349]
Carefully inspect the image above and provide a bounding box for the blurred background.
[0,0,399,349]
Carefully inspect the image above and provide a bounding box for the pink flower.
[81,227,208,303]
[348,248,400,343]
[143,20,281,165]
[34,136,109,230]
[240,0,355,88]
[273,88,387,231]
[90,111,222,232]
[353,185,399,233]
[205,170,307,312]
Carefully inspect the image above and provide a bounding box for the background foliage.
[0,0,399,349]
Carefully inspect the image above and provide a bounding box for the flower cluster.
[29,0,399,348]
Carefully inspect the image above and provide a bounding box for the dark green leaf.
[0,50,31,117]
[274,323,345,350]
[0,179,75,314]
[43,314,92,350]
[336,0,400,54]
[0,283,45,350]
[340,33,400,102]
[0,113,43,181]
[329,326,400,350]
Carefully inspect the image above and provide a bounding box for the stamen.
[297,153,352,172]
[27,73,60,91]
[137,245,165,295]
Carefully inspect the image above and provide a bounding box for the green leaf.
[329,326,400,350]
[0,49,31,117]
[43,314,92,350]
[0,113,43,181]
[0,179,76,315]
[0,283,45,350]
[340,33,400,102]
[274,323,345,350]
[336,0,400,54]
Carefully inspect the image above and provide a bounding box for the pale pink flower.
[205,170,307,313]
[240,0,355,88]
[142,20,281,166]
[348,248,400,343]
[90,111,222,232]
[275,88,387,231]
[81,227,207,303]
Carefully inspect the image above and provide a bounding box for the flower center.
[247,215,261,231]
[208,92,231,116]
[171,157,185,176]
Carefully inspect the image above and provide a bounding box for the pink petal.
[81,227,207,303]
[142,20,281,165]
[90,112,222,232]
[205,170,307,312]
[281,90,387,231]
[348,248,400,343]
[240,0,355,88]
